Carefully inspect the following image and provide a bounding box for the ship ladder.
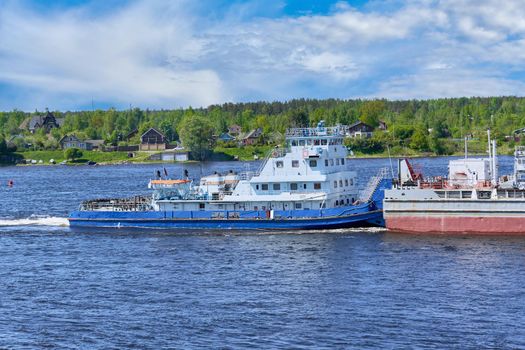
[359,168,388,203]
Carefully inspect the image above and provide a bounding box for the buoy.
[7,180,14,187]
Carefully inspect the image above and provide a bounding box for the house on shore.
[23,110,63,133]
[140,128,167,151]
[345,121,374,138]
[85,139,105,151]
[59,135,92,150]
[228,125,242,136]
[242,128,263,145]
[218,133,236,142]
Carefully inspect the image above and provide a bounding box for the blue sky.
[1,0,524,111]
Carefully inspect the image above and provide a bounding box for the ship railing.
[286,126,345,138]
[80,195,152,211]
[359,167,389,202]
[239,171,256,181]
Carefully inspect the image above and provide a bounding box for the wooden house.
[346,121,374,138]
[140,128,167,151]
[26,110,63,133]
[242,128,263,145]
[228,125,242,135]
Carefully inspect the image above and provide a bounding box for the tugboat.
[69,122,391,230]
[384,131,525,234]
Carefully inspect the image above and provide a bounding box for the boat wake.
[0,215,69,227]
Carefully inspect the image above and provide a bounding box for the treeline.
[1,96,525,156]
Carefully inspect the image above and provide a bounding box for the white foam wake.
[0,216,69,227]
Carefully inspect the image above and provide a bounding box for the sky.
[1,0,525,111]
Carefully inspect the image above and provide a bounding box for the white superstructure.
[151,122,360,212]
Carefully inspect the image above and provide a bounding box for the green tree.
[359,100,385,127]
[410,127,429,151]
[65,147,83,161]
[179,114,215,161]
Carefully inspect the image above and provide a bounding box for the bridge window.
[350,179,354,186]
[336,159,340,165]
[314,139,320,145]
[262,184,269,191]
[199,203,205,209]
[334,181,338,188]
[321,139,327,145]
[295,203,302,209]
[273,183,281,191]
[291,140,298,146]
[303,184,307,189]
[314,183,321,190]
[292,160,299,167]
[339,180,343,187]
[256,184,259,190]
[345,179,349,186]
[325,159,329,166]
[341,158,345,165]
[299,140,306,146]
[309,160,317,167]
[276,161,284,168]
[291,183,298,191]
[330,159,334,166]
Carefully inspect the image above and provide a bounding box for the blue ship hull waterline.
[68,179,391,230]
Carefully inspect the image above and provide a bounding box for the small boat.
[69,122,391,230]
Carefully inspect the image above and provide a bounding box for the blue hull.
[69,206,383,230]
[69,179,391,231]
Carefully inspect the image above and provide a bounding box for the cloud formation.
[0,0,524,110]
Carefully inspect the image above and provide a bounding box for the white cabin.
[152,122,360,212]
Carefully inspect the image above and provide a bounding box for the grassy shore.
[16,150,153,164]
[12,141,516,166]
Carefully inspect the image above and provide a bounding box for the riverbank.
[6,142,516,166]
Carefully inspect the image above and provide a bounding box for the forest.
[1,96,525,159]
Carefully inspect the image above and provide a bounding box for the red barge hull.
[386,215,525,234]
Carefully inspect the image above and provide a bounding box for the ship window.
[291,140,298,146]
[295,203,302,209]
[303,184,307,189]
[335,200,339,206]
[314,139,320,145]
[336,159,340,165]
[292,160,299,167]
[350,179,354,186]
[299,140,306,146]
[199,203,205,209]
[320,203,326,208]
[339,180,343,187]
[309,160,317,167]
[291,183,298,191]
[330,159,334,166]
[346,199,350,204]
[341,158,345,165]
[334,181,338,188]
[307,139,313,145]
[276,161,284,168]
[314,183,321,190]
[256,184,259,190]
[262,184,269,191]
[273,183,281,191]
[321,139,327,145]
[345,179,349,186]
[325,159,329,166]
[254,206,258,210]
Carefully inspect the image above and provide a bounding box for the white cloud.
[0,0,525,110]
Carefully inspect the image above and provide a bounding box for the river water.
[1,156,525,348]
